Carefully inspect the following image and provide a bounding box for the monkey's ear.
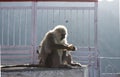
[36,46,41,54]
[36,50,39,54]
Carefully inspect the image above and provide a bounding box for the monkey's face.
[56,28,66,40]
[61,33,66,40]
[53,25,68,41]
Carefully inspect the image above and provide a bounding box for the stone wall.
[1,65,88,77]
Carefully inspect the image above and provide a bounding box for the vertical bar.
[88,53,92,77]
[19,10,21,45]
[118,0,120,34]
[69,9,73,42]
[82,10,84,47]
[76,9,79,26]
[88,9,90,50]
[2,9,4,45]
[99,57,101,77]
[88,65,91,77]
[32,2,37,64]
[41,9,43,36]
[94,1,98,67]
[70,9,72,28]
[47,9,48,27]
[7,10,9,45]
[64,9,66,24]
[25,9,27,46]
[76,9,79,43]
[58,8,60,24]
[94,2,99,77]
[76,9,78,28]
[94,3,98,52]
[0,45,2,65]
[53,9,54,26]
[13,10,15,46]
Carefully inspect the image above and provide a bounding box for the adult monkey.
[38,25,81,68]
[1,25,80,69]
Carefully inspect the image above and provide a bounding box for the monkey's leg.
[39,53,49,67]
[66,54,82,67]
[58,64,74,69]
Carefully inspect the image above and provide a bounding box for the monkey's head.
[53,25,68,41]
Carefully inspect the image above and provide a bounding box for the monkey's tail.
[1,64,41,68]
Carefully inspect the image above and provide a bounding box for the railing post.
[32,2,37,64]
[0,45,1,65]
[94,2,100,77]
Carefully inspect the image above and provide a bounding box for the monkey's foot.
[58,64,74,69]
[71,63,82,67]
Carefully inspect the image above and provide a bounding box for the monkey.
[37,25,81,68]
[1,25,80,69]
[50,26,74,66]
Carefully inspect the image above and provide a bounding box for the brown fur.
[38,25,81,68]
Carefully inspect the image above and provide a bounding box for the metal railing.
[0,1,98,77]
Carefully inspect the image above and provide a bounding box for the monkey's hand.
[67,44,77,51]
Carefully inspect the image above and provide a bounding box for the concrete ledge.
[1,65,88,77]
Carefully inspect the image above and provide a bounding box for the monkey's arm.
[46,33,71,50]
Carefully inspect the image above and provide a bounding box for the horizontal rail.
[1,55,31,58]
[73,52,95,56]
[0,0,98,2]
[1,50,31,54]
[0,6,32,9]
[73,56,96,61]
[1,45,33,49]
[77,47,95,51]
[37,6,95,10]
[37,0,98,2]
[0,6,96,9]
[1,46,95,51]
[1,59,31,65]
[100,57,120,60]
[102,73,120,75]
[102,73,120,77]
